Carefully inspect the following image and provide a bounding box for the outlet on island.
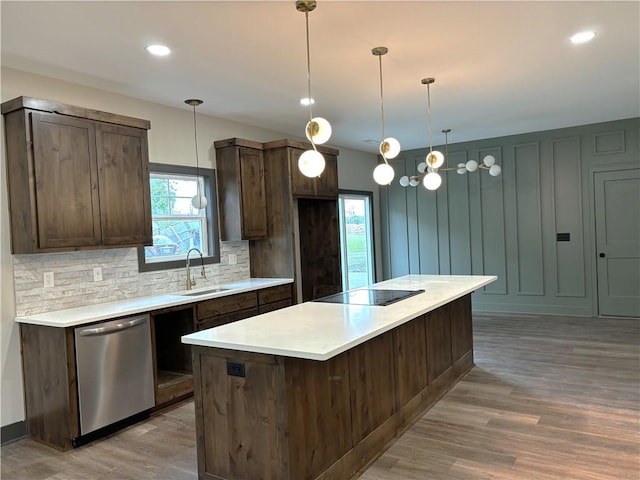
[43,272,54,288]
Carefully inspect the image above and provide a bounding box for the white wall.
[0,67,378,428]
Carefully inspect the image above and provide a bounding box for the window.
[137,163,220,272]
[338,191,376,290]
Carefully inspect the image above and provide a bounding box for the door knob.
[599,253,605,258]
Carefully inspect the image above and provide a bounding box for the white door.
[595,168,640,317]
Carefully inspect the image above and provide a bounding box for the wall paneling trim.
[380,118,640,316]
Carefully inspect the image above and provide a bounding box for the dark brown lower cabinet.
[18,284,294,450]
[20,324,78,451]
[191,294,474,480]
[151,305,196,407]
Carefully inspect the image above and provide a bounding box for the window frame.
[338,189,377,290]
[137,163,220,272]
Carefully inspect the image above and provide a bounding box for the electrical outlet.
[43,272,54,288]
[93,267,103,282]
[226,361,245,377]
[229,253,237,265]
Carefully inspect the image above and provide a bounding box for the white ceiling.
[2,1,639,153]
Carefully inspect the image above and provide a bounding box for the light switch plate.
[93,267,103,282]
[229,254,237,265]
[43,272,54,288]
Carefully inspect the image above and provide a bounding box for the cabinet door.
[31,112,101,249]
[315,154,338,198]
[426,305,453,383]
[238,147,267,239]
[95,123,152,246]
[289,148,317,197]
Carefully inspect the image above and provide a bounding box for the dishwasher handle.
[78,316,148,337]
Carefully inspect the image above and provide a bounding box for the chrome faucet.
[186,247,206,290]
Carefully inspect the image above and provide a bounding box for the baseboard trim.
[1,421,27,445]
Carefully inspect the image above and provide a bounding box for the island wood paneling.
[285,354,352,480]
[426,304,453,383]
[190,295,474,480]
[192,349,289,480]
[450,294,473,363]
[393,314,429,407]
[348,331,396,444]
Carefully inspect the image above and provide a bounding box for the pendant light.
[398,79,445,190]
[420,78,444,190]
[185,99,207,209]
[372,46,400,186]
[296,0,331,178]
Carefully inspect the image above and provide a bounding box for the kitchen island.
[182,274,495,480]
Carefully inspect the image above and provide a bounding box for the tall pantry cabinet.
[215,138,342,303]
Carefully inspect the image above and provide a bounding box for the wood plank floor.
[2,313,638,480]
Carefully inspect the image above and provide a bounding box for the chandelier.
[399,78,501,190]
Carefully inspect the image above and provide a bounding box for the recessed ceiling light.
[145,44,171,56]
[300,97,315,106]
[570,31,596,44]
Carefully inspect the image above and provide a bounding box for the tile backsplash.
[12,242,250,316]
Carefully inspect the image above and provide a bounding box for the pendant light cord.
[378,54,386,142]
[192,104,200,197]
[304,9,320,153]
[426,82,433,154]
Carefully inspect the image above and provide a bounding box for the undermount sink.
[180,288,231,297]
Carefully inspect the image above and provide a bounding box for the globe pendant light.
[399,78,445,189]
[421,78,444,184]
[372,46,400,186]
[185,99,207,210]
[296,0,331,178]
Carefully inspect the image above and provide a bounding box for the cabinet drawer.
[197,307,259,331]
[258,284,292,305]
[196,292,257,319]
[258,299,292,314]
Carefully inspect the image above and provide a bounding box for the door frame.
[338,189,377,290]
[587,162,640,317]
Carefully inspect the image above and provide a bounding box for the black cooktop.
[314,288,425,306]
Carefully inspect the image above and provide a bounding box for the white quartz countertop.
[14,278,293,328]
[181,274,496,361]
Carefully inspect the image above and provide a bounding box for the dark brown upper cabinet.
[214,138,267,241]
[2,96,152,253]
[266,139,339,199]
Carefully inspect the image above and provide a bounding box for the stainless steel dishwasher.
[74,314,155,439]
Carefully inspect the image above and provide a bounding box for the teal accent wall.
[380,118,640,316]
